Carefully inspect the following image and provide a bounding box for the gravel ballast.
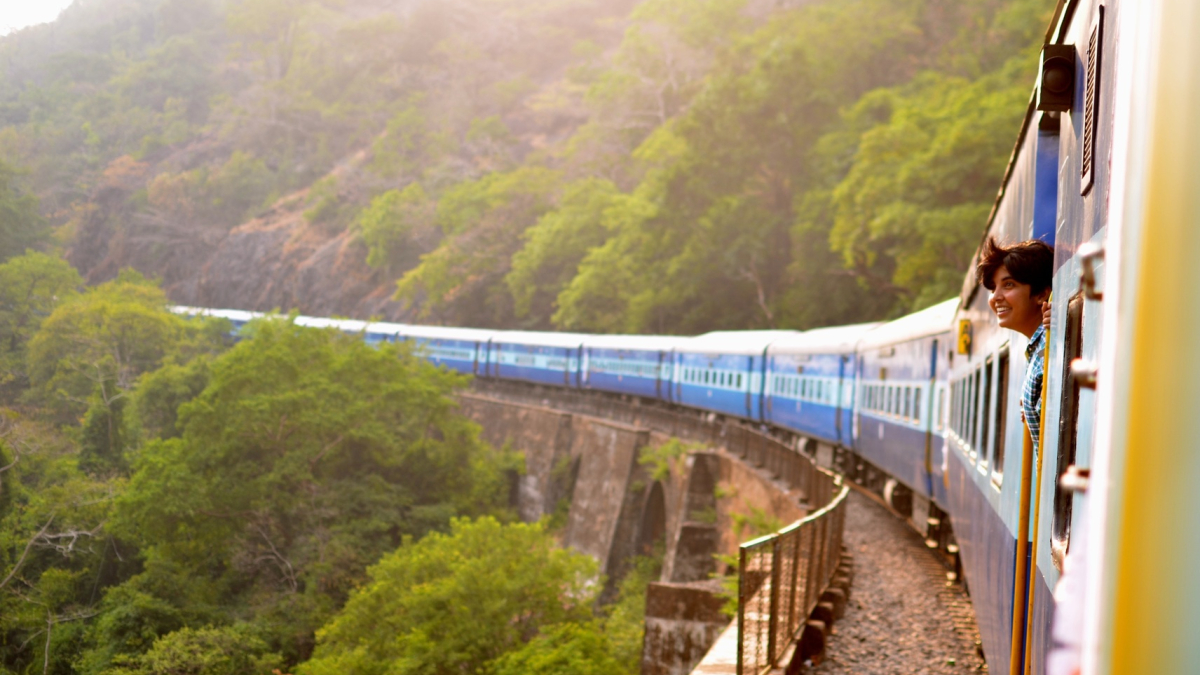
[808,490,987,673]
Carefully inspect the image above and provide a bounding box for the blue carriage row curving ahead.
[764,323,881,449]
[672,330,798,422]
[580,334,684,403]
[487,331,590,387]
[854,299,957,505]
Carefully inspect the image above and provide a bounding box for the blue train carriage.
[945,88,1060,664]
[293,316,406,345]
[672,330,798,422]
[487,330,591,387]
[397,325,496,375]
[171,306,263,334]
[580,334,684,403]
[763,323,881,449]
[946,0,1121,668]
[854,298,957,507]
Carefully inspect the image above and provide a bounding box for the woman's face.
[989,266,1046,337]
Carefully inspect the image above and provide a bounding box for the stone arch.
[684,456,717,522]
[638,480,667,555]
[667,454,721,582]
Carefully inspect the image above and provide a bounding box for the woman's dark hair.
[976,236,1055,295]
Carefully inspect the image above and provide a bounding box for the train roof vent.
[1080,7,1104,195]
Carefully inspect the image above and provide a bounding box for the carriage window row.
[859,382,921,424]
[948,351,1009,482]
[681,366,743,389]
[771,375,836,404]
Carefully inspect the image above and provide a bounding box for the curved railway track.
[807,489,985,673]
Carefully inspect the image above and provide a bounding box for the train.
[176,0,1200,672]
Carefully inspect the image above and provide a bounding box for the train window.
[949,383,957,434]
[981,356,994,465]
[737,374,743,389]
[913,386,921,424]
[903,387,911,420]
[972,368,983,451]
[1053,293,1087,569]
[993,348,1010,485]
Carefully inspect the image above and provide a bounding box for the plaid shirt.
[1022,325,1047,450]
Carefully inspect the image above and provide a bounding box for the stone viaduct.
[459,380,827,674]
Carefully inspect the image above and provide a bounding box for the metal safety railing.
[737,473,849,675]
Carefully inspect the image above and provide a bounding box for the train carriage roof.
[398,325,497,342]
[675,330,800,356]
[172,306,263,323]
[295,316,369,332]
[766,323,883,356]
[490,330,592,349]
[858,298,959,349]
[582,334,687,352]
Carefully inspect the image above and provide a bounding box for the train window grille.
[1053,293,1087,567]
[903,387,911,420]
[980,356,995,467]
[950,379,960,437]
[970,368,982,455]
[955,380,965,440]
[993,349,1010,486]
[1080,7,1104,195]
[914,386,921,424]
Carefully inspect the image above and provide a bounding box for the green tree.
[505,177,620,327]
[492,622,626,675]
[824,57,1034,310]
[106,318,511,666]
[0,251,82,396]
[355,183,437,275]
[395,167,562,326]
[0,160,48,261]
[300,517,598,675]
[106,624,284,675]
[26,271,209,423]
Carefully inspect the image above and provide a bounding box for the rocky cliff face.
[68,145,415,322]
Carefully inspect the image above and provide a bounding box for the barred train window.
[993,349,1010,484]
[981,356,994,464]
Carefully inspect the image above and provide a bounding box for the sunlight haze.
[0,0,75,35]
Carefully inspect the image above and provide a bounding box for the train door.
[923,339,940,495]
[835,355,847,445]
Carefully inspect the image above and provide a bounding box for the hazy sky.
[0,0,75,35]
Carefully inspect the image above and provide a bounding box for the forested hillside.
[0,0,1058,672]
[0,0,1051,332]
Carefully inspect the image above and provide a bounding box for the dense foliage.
[0,0,1057,671]
[0,0,1051,332]
[0,253,660,673]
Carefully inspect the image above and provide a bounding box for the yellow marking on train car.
[1112,1,1200,671]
